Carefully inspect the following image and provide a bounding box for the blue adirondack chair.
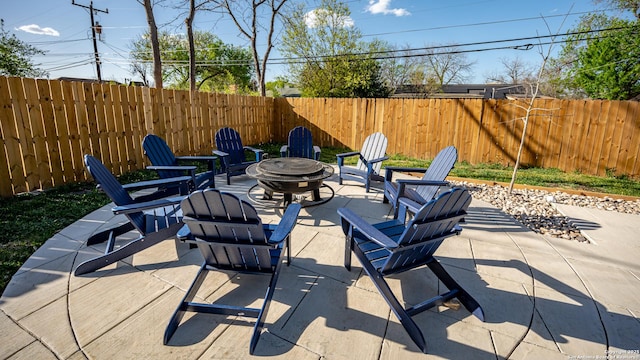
[384,145,458,219]
[142,134,217,191]
[337,132,389,192]
[213,127,264,185]
[280,126,321,160]
[338,187,484,353]
[164,189,301,354]
[75,155,188,275]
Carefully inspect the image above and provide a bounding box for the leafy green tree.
[266,76,294,97]
[280,0,390,98]
[595,0,639,18]
[553,4,640,100]
[130,30,254,92]
[569,18,639,99]
[0,19,46,78]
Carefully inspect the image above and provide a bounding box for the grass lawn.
[1,144,638,294]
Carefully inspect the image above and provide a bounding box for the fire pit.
[246,157,334,207]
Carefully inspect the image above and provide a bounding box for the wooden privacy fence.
[274,97,640,179]
[0,76,273,197]
[0,75,638,197]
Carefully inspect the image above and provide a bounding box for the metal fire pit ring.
[246,183,335,209]
[246,158,334,208]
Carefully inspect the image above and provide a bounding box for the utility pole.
[72,0,108,81]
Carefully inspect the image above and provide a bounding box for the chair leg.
[312,188,321,201]
[427,259,485,321]
[249,254,284,354]
[75,222,183,276]
[164,263,208,344]
[286,235,291,266]
[354,246,427,353]
[86,222,135,246]
[396,203,407,221]
[344,235,352,271]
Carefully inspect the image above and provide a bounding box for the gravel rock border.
[451,181,640,243]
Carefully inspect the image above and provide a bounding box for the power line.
[268,25,633,64]
[100,25,632,69]
[27,39,88,45]
[361,9,612,38]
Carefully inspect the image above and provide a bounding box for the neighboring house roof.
[392,84,530,99]
[277,86,301,97]
[55,77,123,85]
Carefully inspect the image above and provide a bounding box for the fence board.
[50,81,74,183]
[606,100,627,175]
[102,84,120,174]
[130,86,146,167]
[118,86,135,172]
[60,81,84,181]
[9,78,34,193]
[0,77,20,196]
[35,80,61,188]
[568,99,585,171]
[24,79,48,190]
[621,102,639,175]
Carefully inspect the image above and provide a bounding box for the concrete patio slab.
[2,168,638,359]
[0,311,38,359]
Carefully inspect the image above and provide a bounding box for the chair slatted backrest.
[287,126,315,159]
[142,134,178,179]
[356,132,388,174]
[181,190,274,272]
[84,155,146,233]
[215,127,246,165]
[415,146,458,201]
[381,188,471,273]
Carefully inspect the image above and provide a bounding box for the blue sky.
[2,0,615,85]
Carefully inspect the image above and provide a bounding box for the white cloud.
[16,24,60,37]
[366,0,410,16]
[304,8,355,28]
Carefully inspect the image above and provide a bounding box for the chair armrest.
[396,180,449,201]
[121,176,193,192]
[398,197,423,216]
[175,155,218,162]
[113,195,185,215]
[336,151,360,159]
[396,179,449,187]
[244,146,264,161]
[212,150,229,157]
[313,146,321,160]
[268,203,301,244]
[364,156,389,172]
[337,208,398,249]
[384,166,429,181]
[146,165,196,172]
[175,156,218,173]
[366,156,389,164]
[176,224,191,241]
[336,151,360,166]
[243,146,263,154]
[279,145,288,157]
[384,166,429,173]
